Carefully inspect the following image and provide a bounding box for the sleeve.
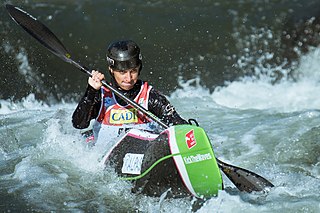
[148,88,188,126]
[72,85,101,129]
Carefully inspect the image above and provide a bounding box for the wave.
[169,46,320,113]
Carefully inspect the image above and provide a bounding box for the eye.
[131,68,139,74]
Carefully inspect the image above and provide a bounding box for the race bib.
[122,153,144,175]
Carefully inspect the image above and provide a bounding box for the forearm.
[72,85,101,129]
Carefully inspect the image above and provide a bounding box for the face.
[110,66,139,90]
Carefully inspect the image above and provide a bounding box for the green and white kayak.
[102,124,223,198]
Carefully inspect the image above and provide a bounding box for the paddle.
[5,4,274,193]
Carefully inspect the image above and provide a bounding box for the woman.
[72,40,187,143]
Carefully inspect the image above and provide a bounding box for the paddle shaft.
[6,4,274,193]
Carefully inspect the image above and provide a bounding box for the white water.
[1,49,320,212]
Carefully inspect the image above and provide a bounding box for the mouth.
[120,81,134,90]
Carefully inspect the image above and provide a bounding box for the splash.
[170,76,211,100]
[0,94,49,115]
[171,46,320,113]
[212,46,320,112]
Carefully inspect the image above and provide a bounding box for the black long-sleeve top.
[72,80,188,129]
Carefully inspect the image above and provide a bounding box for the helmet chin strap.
[138,63,142,75]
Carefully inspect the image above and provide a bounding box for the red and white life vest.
[93,82,159,143]
[97,81,151,125]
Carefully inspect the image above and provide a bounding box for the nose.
[124,71,132,81]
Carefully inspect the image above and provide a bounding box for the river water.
[1,0,320,212]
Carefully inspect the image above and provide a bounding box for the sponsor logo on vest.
[186,129,196,149]
[110,108,138,124]
[104,97,112,105]
[183,153,212,164]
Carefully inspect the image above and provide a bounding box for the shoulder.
[149,87,170,106]
[148,85,162,96]
[139,80,167,99]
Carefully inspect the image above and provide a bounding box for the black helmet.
[106,40,142,71]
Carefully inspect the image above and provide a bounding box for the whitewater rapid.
[1,47,320,212]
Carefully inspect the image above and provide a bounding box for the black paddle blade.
[5,4,71,62]
[216,158,274,193]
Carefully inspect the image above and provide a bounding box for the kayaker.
[72,40,188,143]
